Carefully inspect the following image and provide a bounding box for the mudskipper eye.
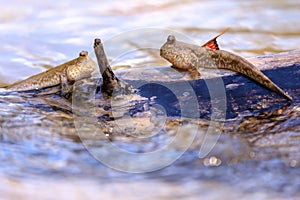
[167,35,176,43]
[79,51,88,57]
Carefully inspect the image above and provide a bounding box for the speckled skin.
[6,51,96,94]
[160,35,292,100]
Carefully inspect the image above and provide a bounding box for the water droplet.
[203,156,222,167]
[183,92,189,96]
[290,160,297,167]
[249,151,256,158]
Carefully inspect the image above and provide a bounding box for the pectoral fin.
[60,74,73,97]
[188,68,201,80]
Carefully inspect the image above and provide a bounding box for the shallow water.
[0,0,300,199]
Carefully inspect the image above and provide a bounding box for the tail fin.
[267,81,292,100]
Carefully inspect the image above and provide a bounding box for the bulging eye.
[79,51,88,57]
[167,35,176,43]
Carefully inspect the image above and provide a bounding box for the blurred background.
[0,0,299,84]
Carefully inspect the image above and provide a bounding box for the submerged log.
[110,50,300,119]
[3,49,298,120]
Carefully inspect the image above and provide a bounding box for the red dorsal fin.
[202,28,229,50]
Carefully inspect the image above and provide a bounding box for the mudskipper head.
[77,50,96,79]
[160,35,197,69]
[160,35,177,63]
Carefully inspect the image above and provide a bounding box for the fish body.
[160,33,292,101]
[5,51,96,94]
